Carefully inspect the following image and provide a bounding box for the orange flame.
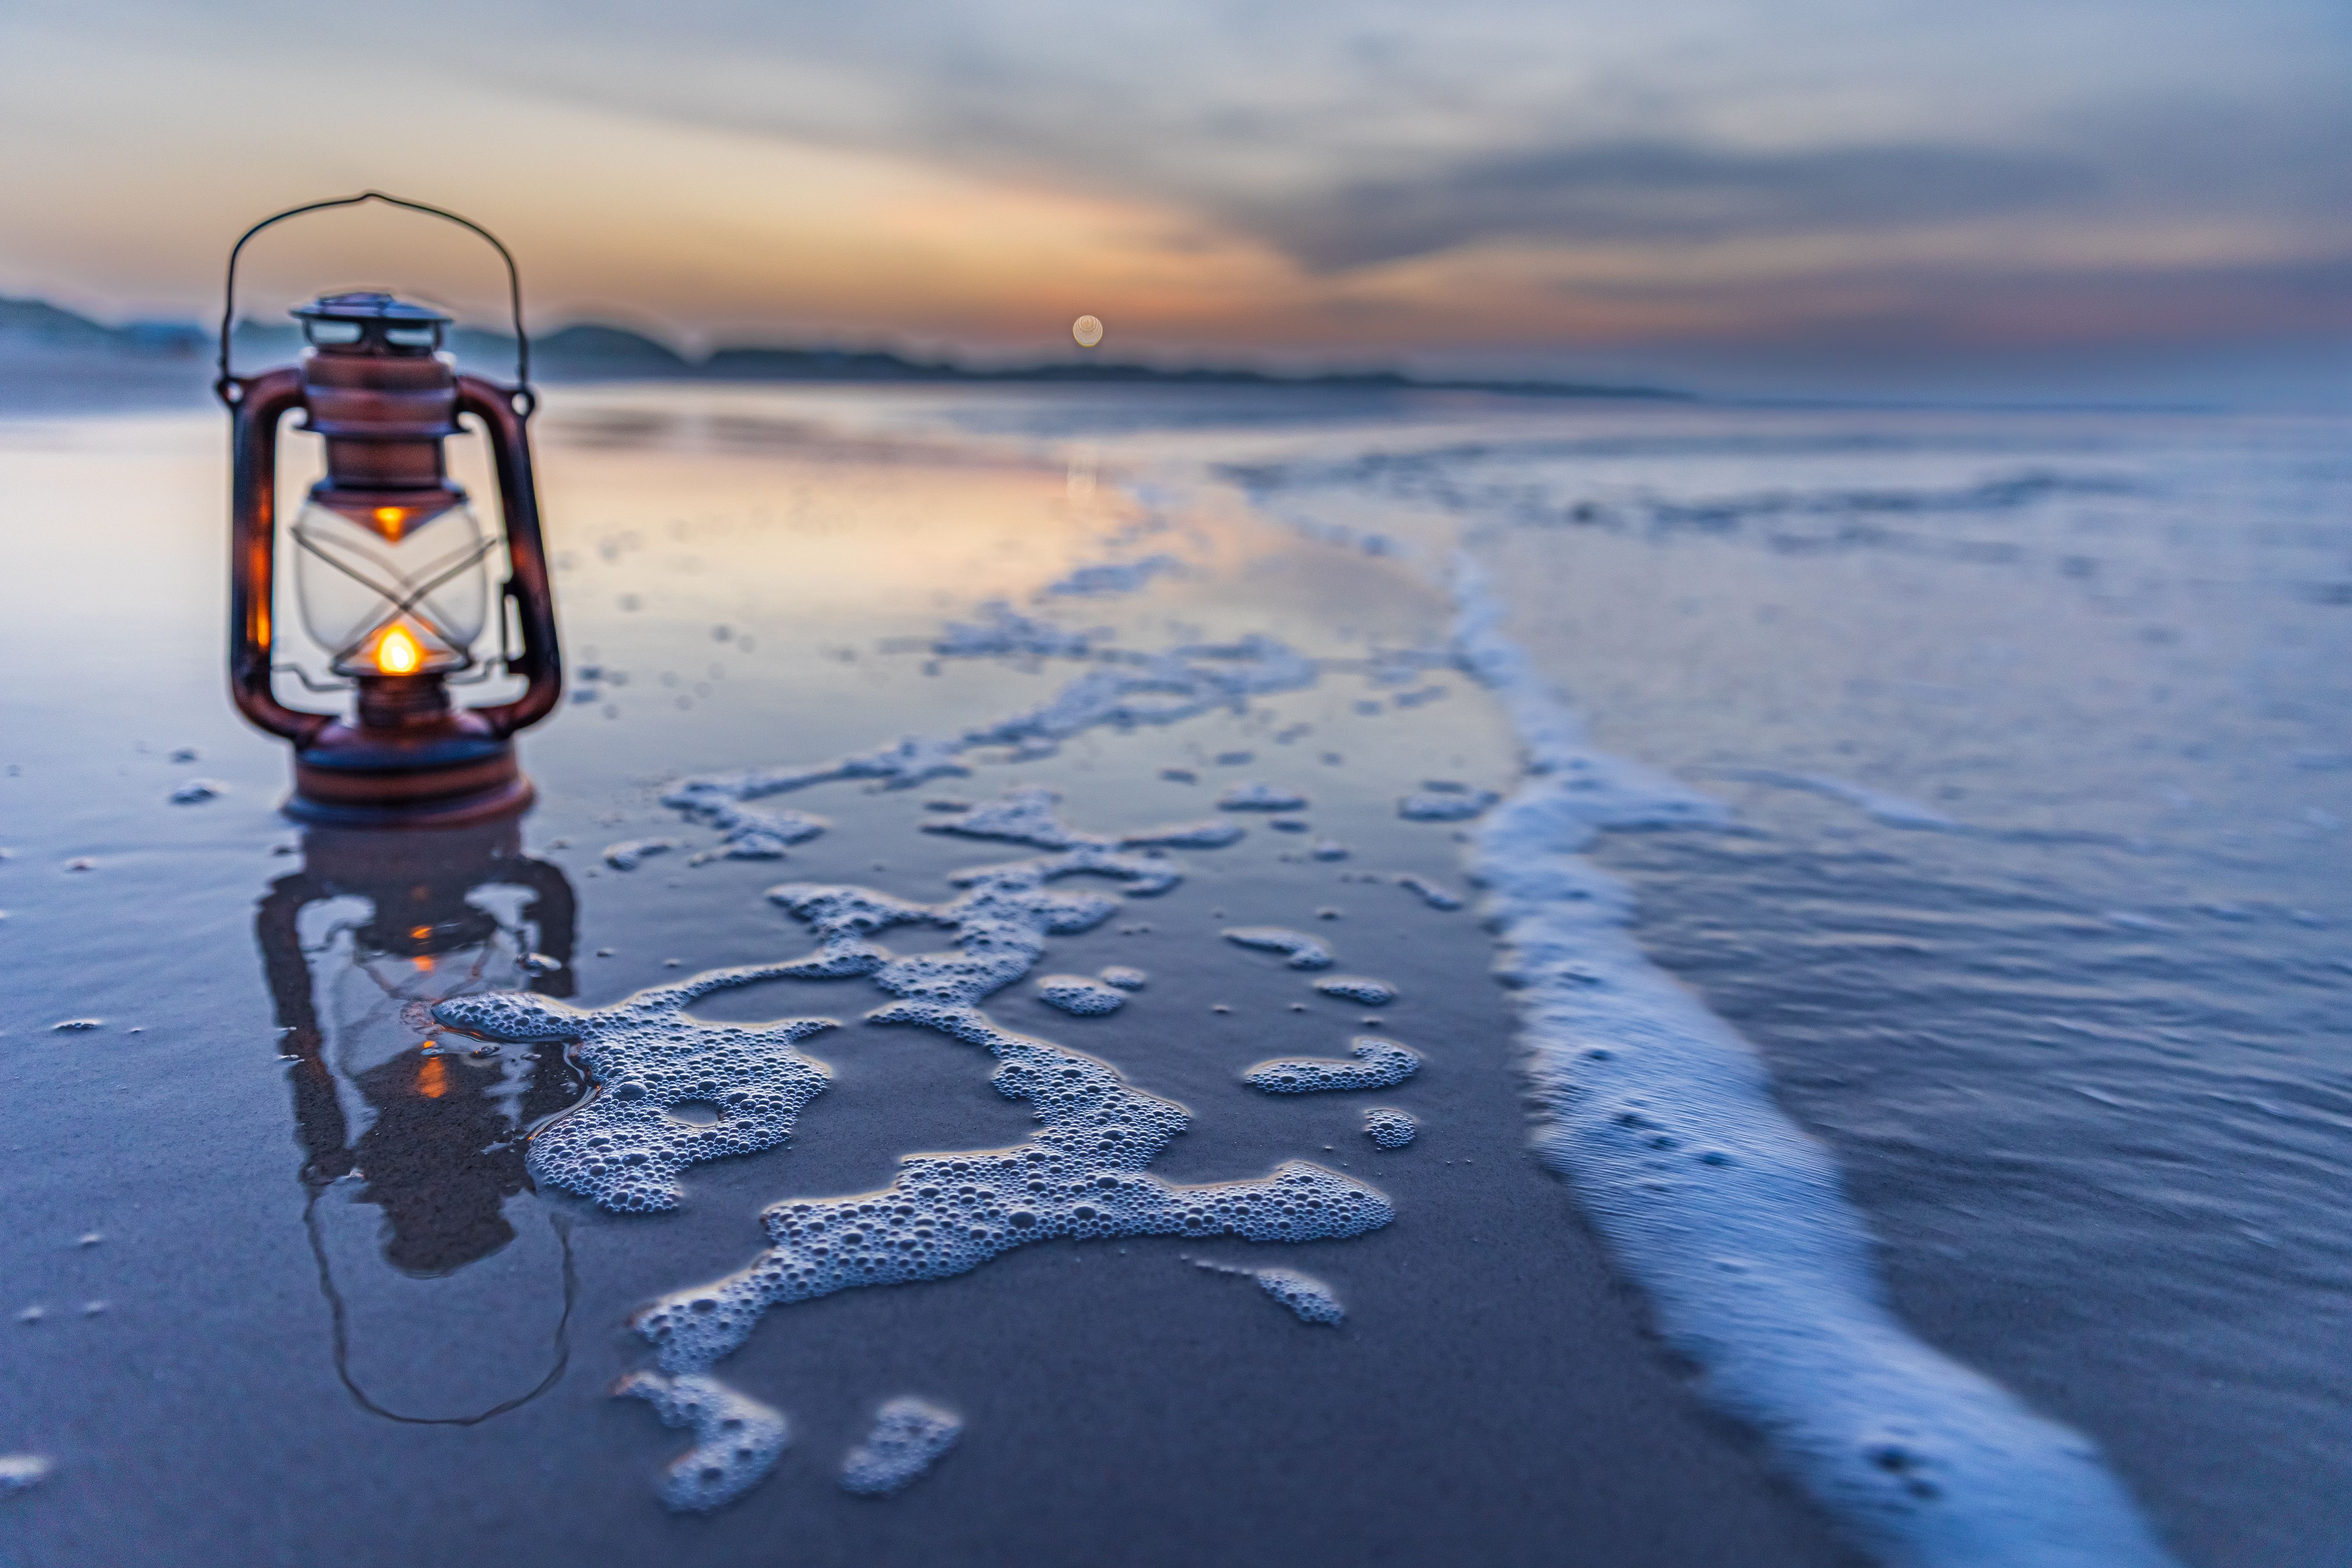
[373,625,423,675]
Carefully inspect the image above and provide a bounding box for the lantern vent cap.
[295,292,450,355]
[294,291,453,326]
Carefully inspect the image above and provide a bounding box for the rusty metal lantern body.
[217,195,561,826]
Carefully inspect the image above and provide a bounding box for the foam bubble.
[1363,1108,1418,1148]
[1244,1037,1420,1094]
[603,839,678,871]
[709,804,829,859]
[1222,927,1334,969]
[432,968,838,1214]
[167,779,224,805]
[1218,781,1308,811]
[1196,1259,1345,1324]
[1253,1268,1344,1325]
[1395,875,1463,910]
[1311,839,1351,861]
[1314,976,1397,1006]
[659,635,1314,830]
[935,600,1099,658]
[1097,965,1149,990]
[1448,550,2175,1568]
[839,1397,963,1495]
[615,1371,788,1513]
[1398,787,1499,822]
[922,784,1237,854]
[1045,554,1184,598]
[0,1453,52,1496]
[1037,975,1126,1015]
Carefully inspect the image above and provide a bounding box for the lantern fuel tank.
[216,195,563,826]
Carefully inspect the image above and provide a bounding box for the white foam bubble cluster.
[615,1371,789,1513]
[1244,1038,1420,1094]
[1218,780,1308,811]
[1097,965,1149,990]
[1448,550,2177,1568]
[568,788,1394,1510]
[660,634,1316,832]
[1394,875,1464,911]
[838,1397,963,1496]
[432,968,839,1213]
[1222,927,1335,969]
[1363,1108,1418,1148]
[1045,553,1184,597]
[934,600,1099,657]
[1037,975,1126,1015]
[683,800,830,860]
[1253,1268,1344,1325]
[0,1453,52,1496]
[637,1006,1392,1372]
[1398,785,1500,821]
[626,797,1392,1377]
[1314,976,1397,1006]
[923,784,1238,854]
[603,838,678,870]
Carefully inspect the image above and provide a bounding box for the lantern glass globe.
[291,497,494,676]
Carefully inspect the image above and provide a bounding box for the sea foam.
[658,631,1316,836]
[434,968,839,1214]
[1244,1038,1421,1094]
[839,1398,963,1494]
[1447,551,2175,1567]
[586,790,1392,1502]
[614,1371,789,1513]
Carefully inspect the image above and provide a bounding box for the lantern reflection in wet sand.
[257,814,584,1421]
[217,193,561,825]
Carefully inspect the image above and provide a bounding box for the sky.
[3,0,2347,401]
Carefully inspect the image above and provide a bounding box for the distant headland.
[0,295,1687,402]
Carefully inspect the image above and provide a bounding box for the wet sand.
[0,394,1859,1565]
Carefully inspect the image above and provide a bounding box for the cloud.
[1,0,2348,382]
[1244,141,2104,271]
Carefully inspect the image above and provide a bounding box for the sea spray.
[1446,550,2176,1568]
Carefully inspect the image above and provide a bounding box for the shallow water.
[2,386,2345,1566]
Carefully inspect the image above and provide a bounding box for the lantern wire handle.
[217,192,531,412]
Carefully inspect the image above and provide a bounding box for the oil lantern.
[216,193,561,826]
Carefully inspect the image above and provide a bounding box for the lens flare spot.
[1071,315,1103,349]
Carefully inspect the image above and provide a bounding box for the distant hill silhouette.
[1,295,1687,401]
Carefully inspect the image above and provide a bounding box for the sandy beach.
[0,392,1863,1565]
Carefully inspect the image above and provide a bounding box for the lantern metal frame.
[216,193,562,827]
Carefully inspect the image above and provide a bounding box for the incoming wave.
[1447,550,2177,1568]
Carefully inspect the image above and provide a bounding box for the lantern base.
[284,772,535,829]
[284,708,536,828]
